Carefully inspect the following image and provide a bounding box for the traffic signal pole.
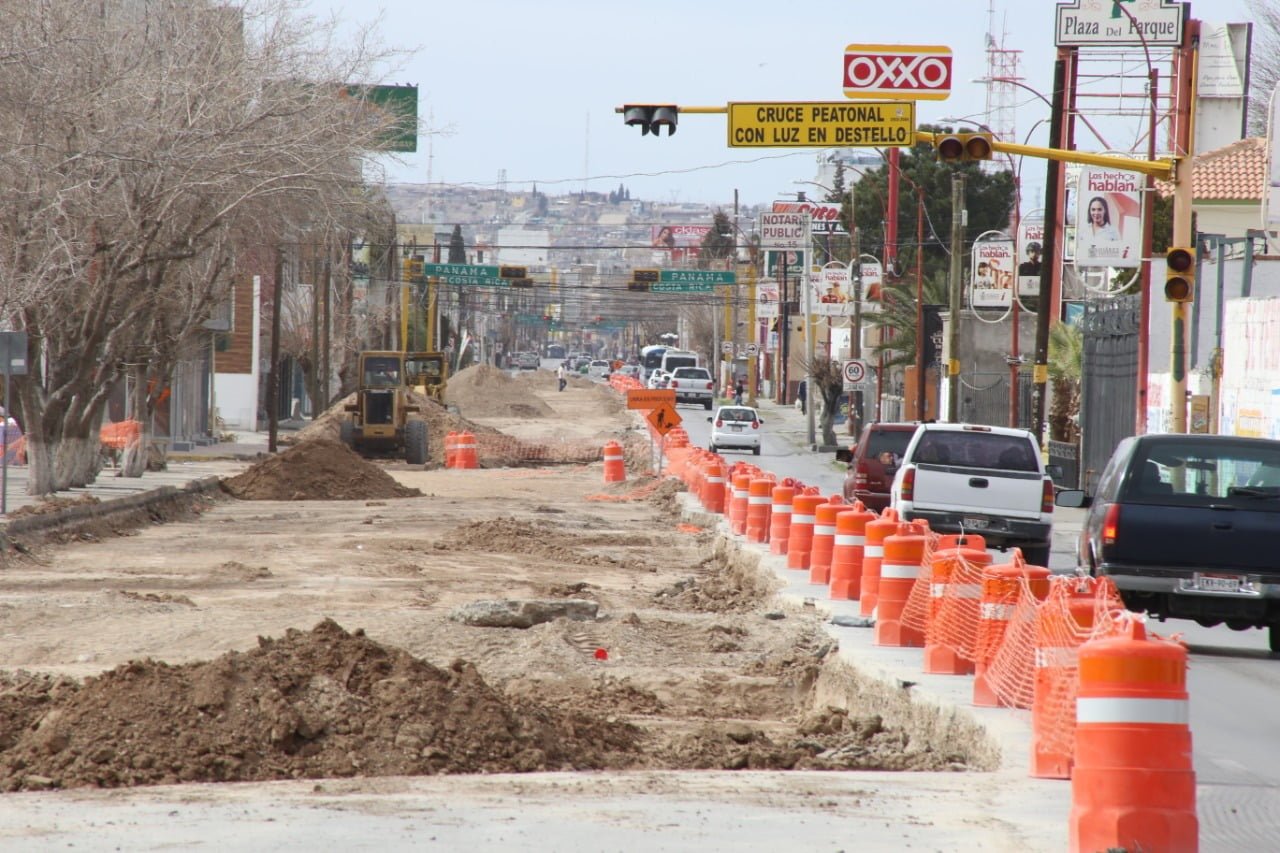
[1031,58,1067,451]
[946,174,964,422]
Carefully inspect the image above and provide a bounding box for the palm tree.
[1048,321,1082,443]
[860,273,949,368]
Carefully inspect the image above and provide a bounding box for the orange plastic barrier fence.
[100,419,142,451]
[1069,615,1197,853]
[454,431,479,469]
[922,534,992,676]
[768,484,795,555]
[972,553,1050,708]
[808,497,845,586]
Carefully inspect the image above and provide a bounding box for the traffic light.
[401,258,423,281]
[499,265,527,280]
[510,277,533,288]
[622,105,677,137]
[629,268,659,291]
[1164,247,1195,302]
[934,132,994,163]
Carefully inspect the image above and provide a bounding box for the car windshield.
[719,408,757,423]
[1133,440,1280,505]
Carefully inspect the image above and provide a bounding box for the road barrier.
[746,477,774,543]
[454,431,479,470]
[601,441,625,482]
[921,534,991,676]
[972,552,1050,707]
[808,497,845,586]
[768,484,795,555]
[785,492,825,572]
[859,507,900,617]
[873,520,929,648]
[829,503,875,600]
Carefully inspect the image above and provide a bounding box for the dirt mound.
[0,619,642,791]
[221,438,421,501]
[446,365,555,419]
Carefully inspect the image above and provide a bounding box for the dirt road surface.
[0,367,1068,851]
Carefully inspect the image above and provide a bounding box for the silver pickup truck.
[889,423,1055,566]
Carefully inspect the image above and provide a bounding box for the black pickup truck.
[1058,433,1280,651]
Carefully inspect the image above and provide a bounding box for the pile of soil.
[0,619,642,791]
[221,439,421,501]
[446,365,555,418]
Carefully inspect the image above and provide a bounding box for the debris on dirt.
[220,439,421,501]
[449,599,600,629]
[6,494,101,519]
[0,619,644,791]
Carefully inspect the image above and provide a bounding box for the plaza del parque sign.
[1055,0,1185,48]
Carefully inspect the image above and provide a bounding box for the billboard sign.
[842,45,953,100]
[970,235,1015,309]
[1017,220,1045,299]
[1055,0,1185,47]
[759,213,810,251]
[771,200,846,234]
[1075,166,1143,269]
[342,84,418,152]
[808,264,854,317]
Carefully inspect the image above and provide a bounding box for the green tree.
[698,209,736,267]
[861,273,949,369]
[447,224,466,264]
[1048,321,1083,443]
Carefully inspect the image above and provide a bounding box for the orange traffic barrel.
[602,441,625,482]
[923,534,992,676]
[1069,617,1197,853]
[746,477,775,543]
[786,493,825,571]
[768,485,795,555]
[729,471,752,536]
[455,431,479,469]
[1030,577,1101,779]
[973,551,1051,707]
[859,507,900,617]
[830,503,876,601]
[873,520,928,647]
[702,459,726,514]
[444,431,458,469]
[808,497,845,586]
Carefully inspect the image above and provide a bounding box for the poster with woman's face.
[1075,166,1142,269]
[970,237,1014,309]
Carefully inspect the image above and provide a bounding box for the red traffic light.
[1166,247,1194,274]
[1164,246,1195,303]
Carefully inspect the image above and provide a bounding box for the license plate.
[1191,573,1243,593]
[731,425,743,432]
[962,517,989,529]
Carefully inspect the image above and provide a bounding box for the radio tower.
[983,1,1021,176]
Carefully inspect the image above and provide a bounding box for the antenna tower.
[983,2,1021,174]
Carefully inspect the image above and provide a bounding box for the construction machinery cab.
[341,351,430,465]
[405,352,448,404]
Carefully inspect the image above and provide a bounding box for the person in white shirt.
[556,362,567,392]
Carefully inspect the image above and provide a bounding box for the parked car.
[647,369,671,390]
[516,351,540,371]
[708,405,763,455]
[1058,433,1280,650]
[587,359,611,379]
[838,422,919,512]
[668,366,715,410]
[890,422,1054,566]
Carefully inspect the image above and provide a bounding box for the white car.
[647,369,670,390]
[587,359,611,379]
[668,366,715,410]
[707,405,763,455]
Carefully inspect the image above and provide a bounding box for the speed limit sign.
[843,359,867,384]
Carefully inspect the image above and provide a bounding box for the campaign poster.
[970,237,1014,309]
[650,224,711,264]
[756,280,779,320]
[1016,220,1045,299]
[1075,166,1142,268]
[808,265,853,317]
[859,258,884,309]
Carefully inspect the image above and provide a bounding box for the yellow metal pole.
[747,263,757,406]
[400,282,409,352]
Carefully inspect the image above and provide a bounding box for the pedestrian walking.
[734,377,745,406]
[556,362,567,392]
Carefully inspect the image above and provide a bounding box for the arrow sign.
[645,403,681,436]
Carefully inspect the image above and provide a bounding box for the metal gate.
[957,372,1034,430]
[1079,296,1140,494]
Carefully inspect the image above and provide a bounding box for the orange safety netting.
[100,419,143,451]
[899,529,937,633]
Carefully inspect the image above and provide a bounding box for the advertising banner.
[1267,85,1280,229]
[808,264,854,317]
[1016,220,1045,299]
[763,249,805,279]
[771,200,847,234]
[970,235,1014,309]
[756,280,779,320]
[1075,166,1142,268]
[859,257,883,308]
[759,212,810,250]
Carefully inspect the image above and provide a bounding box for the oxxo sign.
[843,44,953,101]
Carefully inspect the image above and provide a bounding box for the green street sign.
[421,262,505,287]
[654,270,736,292]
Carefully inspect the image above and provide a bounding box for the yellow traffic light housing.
[934,132,994,163]
[622,105,678,137]
[1164,247,1195,302]
[401,258,424,281]
[499,265,528,280]
[629,268,660,291]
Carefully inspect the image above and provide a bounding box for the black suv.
[837,422,919,512]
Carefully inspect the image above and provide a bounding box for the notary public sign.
[759,212,810,251]
[842,45,953,101]
[626,389,676,410]
[1055,0,1185,47]
[727,101,914,148]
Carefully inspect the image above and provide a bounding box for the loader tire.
[405,418,429,465]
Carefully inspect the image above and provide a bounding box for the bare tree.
[0,0,405,493]
[1247,1,1280,136]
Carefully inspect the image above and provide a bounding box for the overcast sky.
[306,0,1251,208]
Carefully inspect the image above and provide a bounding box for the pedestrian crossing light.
[934,132,994,163]
[622,105,678,137]
[629,268,659,291]
[1164,247,1195,302]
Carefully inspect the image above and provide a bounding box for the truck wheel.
[405,419,429,465]
[339,419,355,448]
[1021,545,1051,568]
[752,445,761,456]
[703,399,712,410]
[1270,624,1280,655]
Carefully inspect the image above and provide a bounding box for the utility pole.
[850,227,862,436]
[1169,19,1200,434]
[946,173,965,422]
[1032,58,1067,449]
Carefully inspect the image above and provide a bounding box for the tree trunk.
[119,365,149,478]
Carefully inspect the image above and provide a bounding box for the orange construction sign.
[626,389,676,410]
[645,403,682,436]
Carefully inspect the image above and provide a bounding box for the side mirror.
[757,418,764,424]
[1055,489,1092,509]
[834,446,854,464]
[1045,463,1064,481]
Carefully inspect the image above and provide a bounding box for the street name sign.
[653,270,735,292]
[626,389,676,410]
[842,45,953,101]
[727,101,915,148]
[422,262,506,287]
